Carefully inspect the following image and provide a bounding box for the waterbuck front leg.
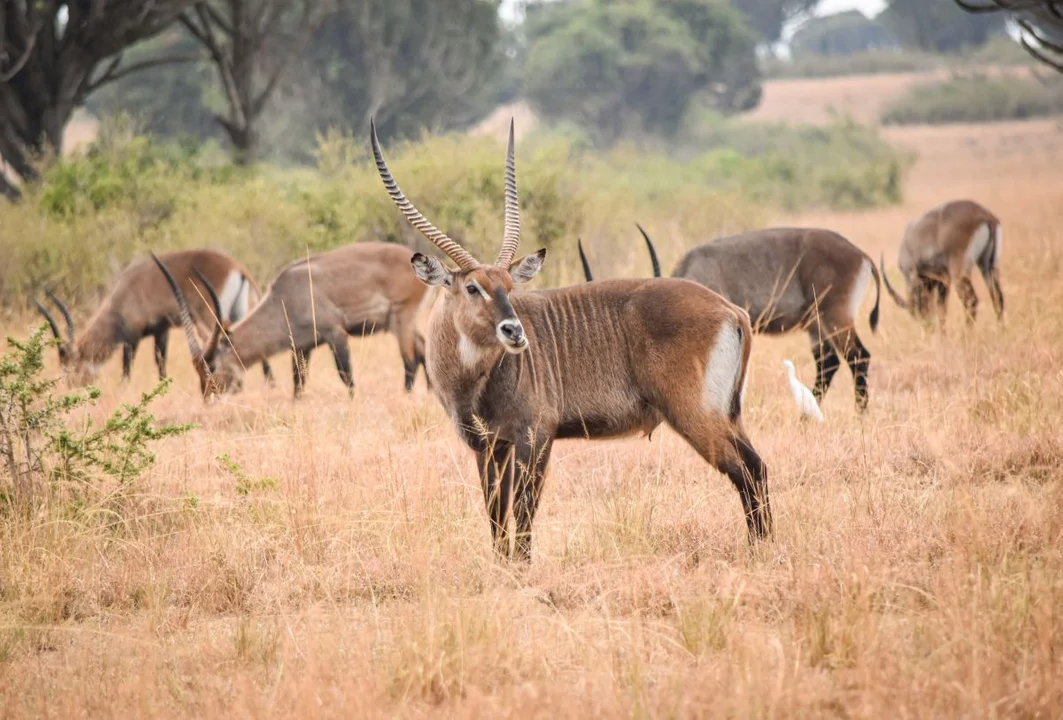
[153,327,169,380]
[122,340,139,381]
[261,359,275,387]
[476,439,515,561]
[414,331,430,392]
[512,432,554,563]
[327,334,355,397]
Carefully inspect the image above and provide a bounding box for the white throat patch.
[458,332,483,368]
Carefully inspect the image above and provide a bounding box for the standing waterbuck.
[32,249,273,386]
[155,242,433,399]
[880,199,1003,326]
[373,119,772,562]
[583,226,881,414]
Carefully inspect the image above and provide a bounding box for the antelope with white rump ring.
[32,249,273,387]
[581,226,882,413]
[881,199,1004,326]
[373,118,772,562]
[154,242,433,400]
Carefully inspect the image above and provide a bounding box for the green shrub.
[0,113,907,305]
[764,50,943,79]
[0,327,190,515]
[764,38,1033,80]
[882,72,1063,125]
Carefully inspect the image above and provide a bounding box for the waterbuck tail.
[869,258,882,333]
[880,253,908,310]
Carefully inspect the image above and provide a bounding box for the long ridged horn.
[31,296,63,342]
[496,119,521,267]
[193,268,225,353]
[577,239,593,282]
[880,253,909,310]
[635,224,662,278]
[150,253,204,361]
[44,289,74,343]
[370,118,479,272]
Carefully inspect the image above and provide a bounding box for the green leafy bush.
[764,38,1032,80]
[0,114,907,305]
[882,73,1063,125]
[0,327,190,515]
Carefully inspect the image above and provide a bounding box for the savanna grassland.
[2,75,1062,718]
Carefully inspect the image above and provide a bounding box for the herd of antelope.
[30,121,1004,562]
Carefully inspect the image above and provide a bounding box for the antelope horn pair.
[32,289,75,345]
[369,117,522,269]
[149,253,225,363]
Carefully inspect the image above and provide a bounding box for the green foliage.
[38,116,233,219]
[765,38,1034,80]
[730,0,818,45]
[86,0,504,162]
[217,453,279,498]
[880,0,1005,53]
[681,111,908,209]
[790,10,897,58]
[0,117,907,305]
[523,0,761,147]
[881,73,1063,125]
[0,327,190,514]
[85,30,220,143]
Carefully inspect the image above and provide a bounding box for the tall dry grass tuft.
[1,99,1062,717]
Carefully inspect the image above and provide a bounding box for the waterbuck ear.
[509,248,547,284]
[411,253,453,287]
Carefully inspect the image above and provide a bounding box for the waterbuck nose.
[498,319,524,344]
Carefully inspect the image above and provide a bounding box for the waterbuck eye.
[465,284,479,297]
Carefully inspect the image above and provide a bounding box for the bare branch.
[87,53,203,93]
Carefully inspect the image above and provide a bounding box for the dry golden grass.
[3,92,1063,718]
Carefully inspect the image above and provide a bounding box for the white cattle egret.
[782,359,825,423]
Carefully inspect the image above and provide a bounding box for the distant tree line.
[0,0,1056,202]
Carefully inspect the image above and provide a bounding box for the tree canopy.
[881,0,1005,53]
[523,0,761,147]
[0,0,198,199]
[955,0,1063,71]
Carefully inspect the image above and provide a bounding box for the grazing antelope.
[880,199,1003,325]
[32,250,273,386]
[156,242,432,399]
[372,118,772,562]
[581,226,881,413]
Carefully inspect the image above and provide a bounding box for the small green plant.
[217,453,278,498]
[0,326,191,514]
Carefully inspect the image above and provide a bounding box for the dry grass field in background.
[2,79,1063,718]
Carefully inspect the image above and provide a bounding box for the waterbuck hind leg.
[477,440,515,561]
[664,409,772,543]
[153,328,169,380]
[809,331,841,404]
[328,336,355,397]
[513,433,553,563]
[981,266,1004,320]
